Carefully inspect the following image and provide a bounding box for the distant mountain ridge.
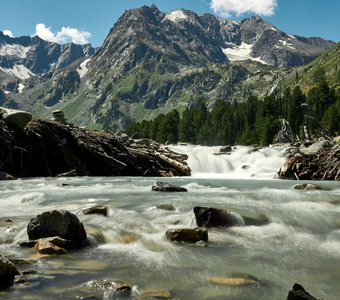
[0,31,95,92]
[0,5,336,129]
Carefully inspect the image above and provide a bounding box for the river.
[0,145,339,299]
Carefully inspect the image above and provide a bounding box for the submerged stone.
[141,288,172,299]
[152,181,187,192]
[165,228,208,243]
[34,239,67,255]
[208,276,258,286]
[82,205,108,217]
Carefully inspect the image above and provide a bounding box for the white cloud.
[34,23,91,45]
[3,29,14,37]
[210,0,277,17]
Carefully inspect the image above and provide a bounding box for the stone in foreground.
[194,206,232,227]
[82,205,108,217]
[165,228,208,243]
[27,210,87,248]
[152,181,187,192]
[286,283,320,300]
[0,253,19,290]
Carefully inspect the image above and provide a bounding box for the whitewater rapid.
[170,145,287,179]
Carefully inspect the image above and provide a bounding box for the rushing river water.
[0,145,339,299]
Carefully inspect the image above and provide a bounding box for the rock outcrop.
[278,139,340,180]
[0,116,190,178]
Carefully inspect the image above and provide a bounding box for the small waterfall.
[170,145,287,179]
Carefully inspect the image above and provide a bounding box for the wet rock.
[0,253,20,289]
[242,214,269,226]
[152,182,187,192]
[34,239,67,255]
[194,206,233,227]
[215,145,232,155]
[86,279,132,295]
[82,205,108,217]
[208,276,258,286]
[120,234,138,244]
[286,283,320,300]
[85,226,106,245]
[0,107,32,128]
[165,228,208,243]
[27,210,87,248]
[141,288,172,299]
[292,183,326,190]
[0,171,15,180]
[156,204,176,211]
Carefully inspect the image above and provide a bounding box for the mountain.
[1,5,335,129]
[282,42,340,93]
[0,31,95,92]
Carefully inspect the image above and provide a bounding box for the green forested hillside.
[283,42,340,94]
[126,81,339,146]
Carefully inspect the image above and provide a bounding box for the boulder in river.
[34,239,67,255]
[194,206,233,227]
[27,210,87,248]
[165,228,208,243]
[286,283,320,300]
[86,279,132,295]
[82,205,108,217]
[152,181,187,192]
[0,253,19,289]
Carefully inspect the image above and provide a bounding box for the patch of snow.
[270,26,278,32]
[4,91,10,94]
[288,34,297,40]
[222,42,253,61]
[77,58,91,78]
[165,10,188,23]
[278,39,295,50]
[0,64,34,80]
[0,44,30,58]
[18,83,25,93]
[222,43,268,65]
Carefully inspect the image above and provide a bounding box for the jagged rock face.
[89,6,333,75]
[0,31,95,85]
[0,5,335,129]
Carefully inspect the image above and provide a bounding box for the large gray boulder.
[27,210,87,248]
[0,107,32,128]
[0,253,19,289]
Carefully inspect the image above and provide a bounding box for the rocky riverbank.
[277,138,340,180]
[0,108,190,178]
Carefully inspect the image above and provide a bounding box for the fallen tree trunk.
[0,118,191,178]
[277,139,340,180]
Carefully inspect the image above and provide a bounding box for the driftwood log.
[0,118,190,178]
[277,140,340,180]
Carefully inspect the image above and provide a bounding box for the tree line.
[126,81,340,146]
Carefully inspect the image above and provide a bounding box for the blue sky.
[1,0,339,46]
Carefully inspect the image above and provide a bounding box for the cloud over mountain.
[210,0,278,17]
[34,23,91,44]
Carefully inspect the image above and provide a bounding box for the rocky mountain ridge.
[0,5,336,130]
[0,31,95,92]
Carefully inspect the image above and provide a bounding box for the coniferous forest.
[126,81,340,146]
